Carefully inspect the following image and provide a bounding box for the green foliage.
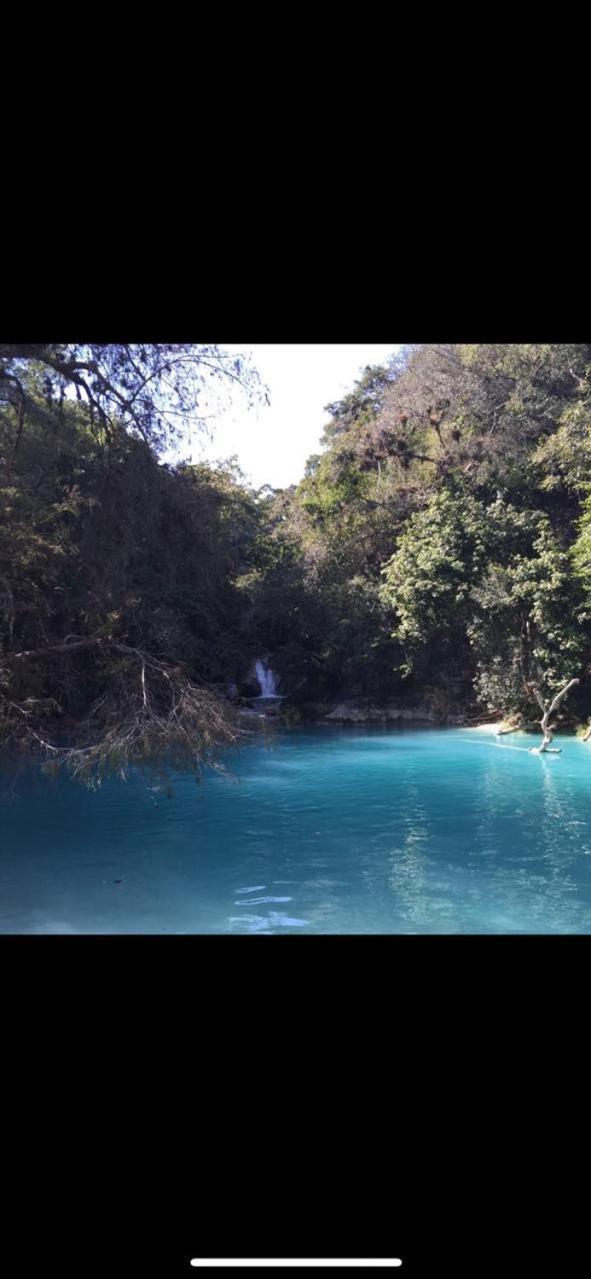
[381,491,488,655]
[0,354,262,783]
[3,341,591,781]
[572,489,591,597]
[470,517,585,710]
[269,344,591,719]
[381,483,585,710]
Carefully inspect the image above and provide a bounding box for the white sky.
[174,344,401,489]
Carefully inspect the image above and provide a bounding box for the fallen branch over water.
[1,636,239,786]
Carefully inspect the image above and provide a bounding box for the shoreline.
[463,722,505,733]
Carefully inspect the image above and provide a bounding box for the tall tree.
[0,343,262,453]
[0,347,263,784]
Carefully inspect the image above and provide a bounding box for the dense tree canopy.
[2,341,591,787]
[252,344,591,725]
[0,346,263,783]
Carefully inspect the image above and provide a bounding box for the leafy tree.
[0,351,264,785]
[0,343,262,453]
[382,490,585,717]
[3,340,591,783]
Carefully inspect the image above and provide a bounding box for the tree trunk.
[528,678,579,754]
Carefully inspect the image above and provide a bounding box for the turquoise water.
[2,726,591,934]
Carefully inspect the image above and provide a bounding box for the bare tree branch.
[1,635,240,785]
[528,678,579,754]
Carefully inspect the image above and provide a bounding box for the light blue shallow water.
[2,726,591,934]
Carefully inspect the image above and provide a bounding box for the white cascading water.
[254,658,280,698]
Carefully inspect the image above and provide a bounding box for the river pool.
[2,726,591,933]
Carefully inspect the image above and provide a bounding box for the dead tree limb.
[0,635,240,785]
[527,678,579,754]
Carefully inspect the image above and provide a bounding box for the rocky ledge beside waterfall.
[234,660,485,726]
[319,701,468,725]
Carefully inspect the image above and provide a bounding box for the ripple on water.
[3,727,591,933]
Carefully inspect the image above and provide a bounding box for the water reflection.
[385,781,439,929]
[228,911,310,934]
[4,728,591,933]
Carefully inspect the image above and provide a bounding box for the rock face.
[321,700,467,725]
[239,697,284,721]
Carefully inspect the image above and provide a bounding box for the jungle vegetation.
[2,343,591,783]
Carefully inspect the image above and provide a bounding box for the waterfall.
[255,658,280,698]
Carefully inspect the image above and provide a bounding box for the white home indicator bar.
[190,1263,402,1269]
